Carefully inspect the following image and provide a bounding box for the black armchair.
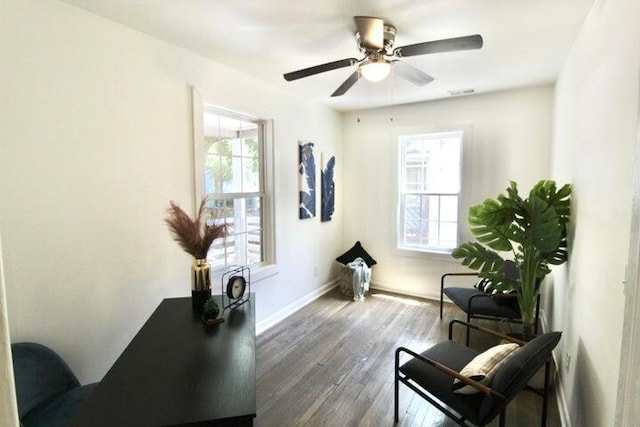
[12,342,97,427]
[395,320,561,427]
[440,262,540,345]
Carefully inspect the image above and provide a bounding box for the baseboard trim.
[540,311,572,427]
[554,369,572,427]
[256,280,338,336]
[368,283,442,303]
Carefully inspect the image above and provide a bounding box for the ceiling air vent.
[448,88,475,96]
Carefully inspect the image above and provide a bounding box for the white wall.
[548,0,640,425]
[341,86,553,299]
[0,0,343,384]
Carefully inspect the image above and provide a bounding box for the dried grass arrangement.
[165,197,226,259]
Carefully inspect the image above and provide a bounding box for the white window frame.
[192,87,277,282]
[396,129,464,256]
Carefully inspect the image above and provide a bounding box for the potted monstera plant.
[452,180,571,339]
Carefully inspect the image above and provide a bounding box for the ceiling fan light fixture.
[360,59,391,82]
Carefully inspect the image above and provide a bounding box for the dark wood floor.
[255,287,561,427]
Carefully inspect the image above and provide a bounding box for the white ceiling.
[59,0,594,112]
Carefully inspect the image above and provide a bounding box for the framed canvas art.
[299,141,316,219]
[321,154,335,222]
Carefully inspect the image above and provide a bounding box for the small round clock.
[226,276,247,300]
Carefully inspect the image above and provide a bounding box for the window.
[397,130,462,253]
[195,101,274,272]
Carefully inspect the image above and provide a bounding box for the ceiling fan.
[283,16,483,97]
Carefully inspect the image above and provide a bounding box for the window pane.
[243,157,259,192]
[220,199,235,234]
[247,226,262,265]
[204,154,219,194]
[211,139,229,155]
[430,138,460,193]
[222,156,241,193]
[246,197,261,231]
[425,195,439,222]
[440,196,458,222]
[426,220,440,246]
[224,234,238,266]
[243,138,259,158]
[233,198,247,234]
[401,135,461,194]
[208,245,226,268]
[403,195,421,245]
[229,137,242,156]
[439,222,457,248]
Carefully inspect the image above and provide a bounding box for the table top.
[72,295,256,427]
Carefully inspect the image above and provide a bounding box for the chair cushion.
[443,287,520,318]
[478,332,562,424]
[399,341,485,425]
[453,343,520,394]
[22,383,97,427]
[336,241,377,267]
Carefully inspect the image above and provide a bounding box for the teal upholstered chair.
[12,342,97,427]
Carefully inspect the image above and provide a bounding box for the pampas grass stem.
[165,197,226,259]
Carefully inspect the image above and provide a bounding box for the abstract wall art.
[321,154,335,222]
[298,141,316,219]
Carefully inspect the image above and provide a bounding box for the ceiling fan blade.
[394,34,483,58]
[354,16,384,50]
[284,58,358,81]
[331,71,361,97]
[392,61,434,86]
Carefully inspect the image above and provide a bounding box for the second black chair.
[440,261,540,344]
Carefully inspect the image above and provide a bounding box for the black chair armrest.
[440,272,479,320]
[448,319,525,346]
[395,346,506,400]
[440,272,478,292]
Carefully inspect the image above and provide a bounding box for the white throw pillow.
[453,343,520,394]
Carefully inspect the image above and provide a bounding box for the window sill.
[211,263,279,287]
[249,263,279,283]
[394,247,460,263]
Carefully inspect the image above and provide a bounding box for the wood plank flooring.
[255,287,561,427]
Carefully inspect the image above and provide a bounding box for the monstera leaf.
[451,242,519,292]
[452,242,505,273]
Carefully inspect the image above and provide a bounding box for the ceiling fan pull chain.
[357,68,362,123]
[389,65,395,123]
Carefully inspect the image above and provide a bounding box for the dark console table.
[72,295,256,426]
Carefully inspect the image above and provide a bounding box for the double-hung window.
[200,106,269,270]
[397,130,462,253]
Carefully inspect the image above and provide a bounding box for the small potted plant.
[201,297,223,326]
